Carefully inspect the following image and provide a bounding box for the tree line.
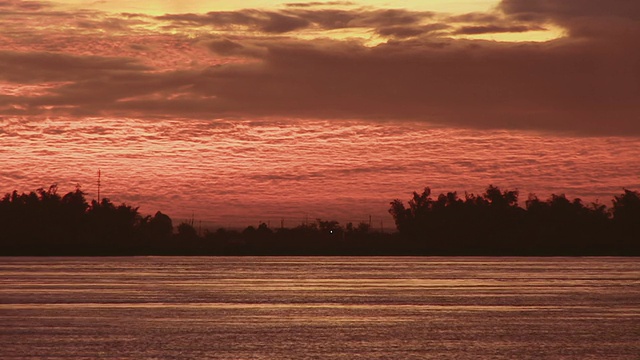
[0,184,638,255]
[389,185,639,255]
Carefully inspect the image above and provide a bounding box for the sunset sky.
[1,0,639,227]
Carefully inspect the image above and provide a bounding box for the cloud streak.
[156,8,432,34]
[0,51,150,83]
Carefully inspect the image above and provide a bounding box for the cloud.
[284,1,355,8]
[500,0,640,38]
[500,0,640,21]
[375,23,449,38]
[158,10,310,34]
[0,0,51,11]
[157,8,434,34]
[447,12,501,24]
[19,32,635,135]
[194,37,638,135]
[454,25,545,35]
[277,9,357,29]
[1,0,638,136]
[74,15,150,32]
[207,38,244,55]
[6,30,639,135]
[0,51,150,83]
[0,51,155,114]
[206,38,266,58]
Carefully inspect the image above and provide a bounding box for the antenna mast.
[97,169,101,203]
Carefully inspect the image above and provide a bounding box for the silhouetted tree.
[137,211,173,252]
[81,198,142,253]
[144,211,173,239]
[388,185,634,255]
[612,189,640,254]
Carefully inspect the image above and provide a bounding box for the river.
[1,257,638,359]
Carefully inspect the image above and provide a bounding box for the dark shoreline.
[2,185,639,257]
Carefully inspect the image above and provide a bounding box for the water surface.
[1,257,638,359]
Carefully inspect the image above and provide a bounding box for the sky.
[1,0,639,228]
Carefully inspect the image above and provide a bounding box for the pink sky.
[1,0,639,227]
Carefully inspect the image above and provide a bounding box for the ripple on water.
[0,257,638,359]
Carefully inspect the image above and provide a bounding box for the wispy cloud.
[284,1,356,8]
